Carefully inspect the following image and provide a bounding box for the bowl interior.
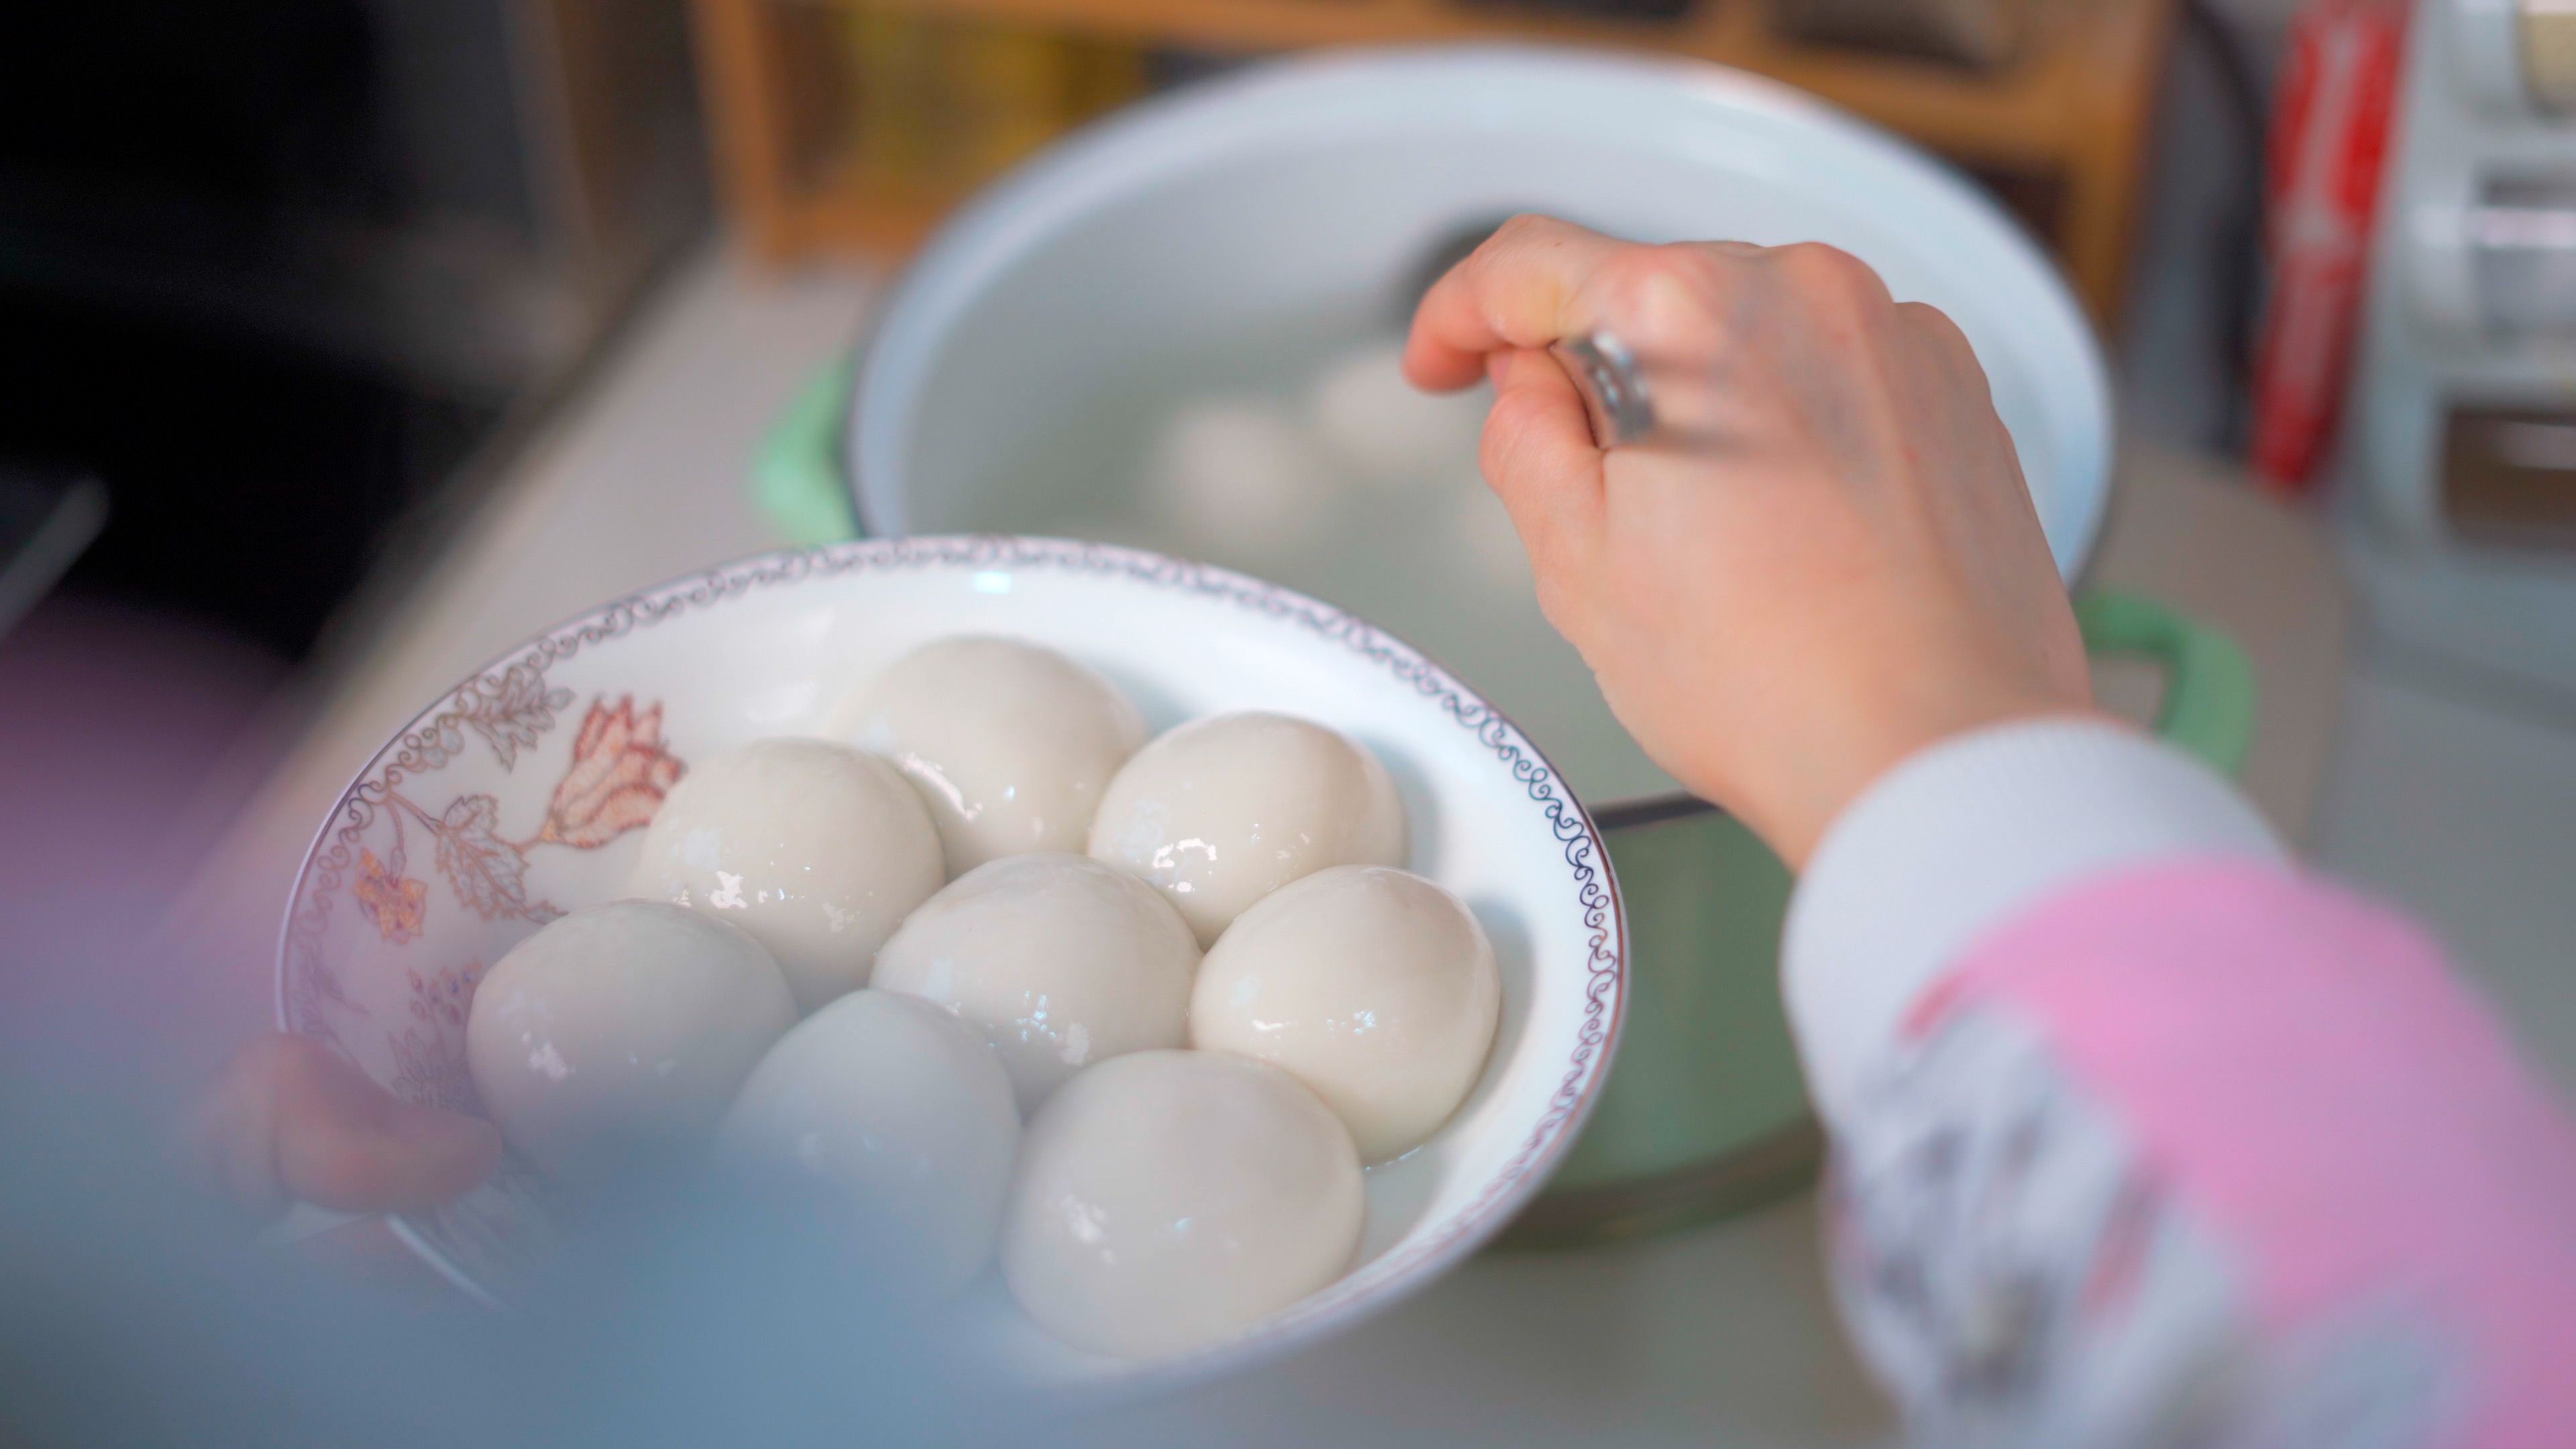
[278,537,1623,1381]
[856,47,2111,805]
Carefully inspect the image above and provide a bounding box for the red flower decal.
[536,696,683,849]
[353,848,428,945]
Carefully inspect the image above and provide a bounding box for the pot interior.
[859,50,2109,805]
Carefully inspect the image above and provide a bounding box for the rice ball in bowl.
[272,537,1625,1389]
[1192,865,1500,1163]
[1087,711,1406,947]
[627,737,945,1013]
[829,636,1146,875]
[467,900,797,1188]
[1001,1051,1364,1361]
[873,853,1199,1114]
[719,989,1020,1295]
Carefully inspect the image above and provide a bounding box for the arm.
[1794,720,2576,1447]
[1406,217,2576,1447]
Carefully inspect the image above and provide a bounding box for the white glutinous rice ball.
[827,636,1146,876]
[1087,711,1406,947]
[627,736,944,1014]
[717,989,1020,1295]
[1147,395,1335,554]
[466,900,796,1185]
[1305,341,1490,486]
[1001,1050,1363,1360]
[1191,865,1500,1161]
[872,853,1198,1114]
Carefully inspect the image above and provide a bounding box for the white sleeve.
[1777,720,2468,1449]
[1779,716,2284,1120]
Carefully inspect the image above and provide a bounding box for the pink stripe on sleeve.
[1935,862,2576,1448]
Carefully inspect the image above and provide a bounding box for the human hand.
[176,1033,500,1225]
[1405,216,2097,865]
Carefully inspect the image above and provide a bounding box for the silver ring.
[1549,331,1656,449]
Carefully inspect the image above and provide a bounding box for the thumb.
[184,1034,502,1220]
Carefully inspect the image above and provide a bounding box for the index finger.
[1401,215,1631,392]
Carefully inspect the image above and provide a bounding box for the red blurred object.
[2249,0,2410,494]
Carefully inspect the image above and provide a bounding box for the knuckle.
[1650,242,1735,294]
[1780,242,1891,309]
[1898,301,1997,390]
[1607,246,1730,347]
[1474,213,1568,280]
[1896,299,1968,350]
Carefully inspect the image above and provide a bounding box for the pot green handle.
[2074,588,2257,774]
[756,354,863,546]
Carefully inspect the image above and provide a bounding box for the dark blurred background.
[0,0,706,662]
[0,0,2298,666]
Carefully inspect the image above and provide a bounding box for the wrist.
[1740,700,2116,871]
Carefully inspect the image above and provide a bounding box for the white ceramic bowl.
[275,535,1626,1385]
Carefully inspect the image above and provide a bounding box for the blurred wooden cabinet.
[692,0,2174,327]
[527,0,715,300]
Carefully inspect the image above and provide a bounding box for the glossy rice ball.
[871,853,1198,1114]
[466,900,796,1185]
[627,737,944,1014]
[1087,712,1406,947]
[1000,1051,1364,1360]
[717,989,1020,1295]
[828,636,1146,876]
[1191,865,1499,1161]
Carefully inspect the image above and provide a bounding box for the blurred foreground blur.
[0,1065,1000,1449]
